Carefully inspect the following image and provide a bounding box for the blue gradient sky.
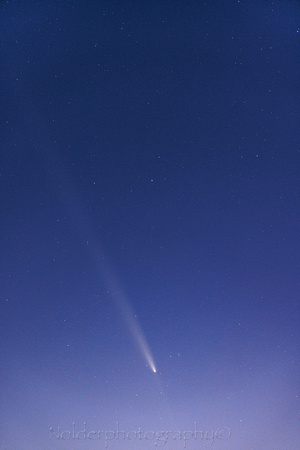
[1,1,299,449]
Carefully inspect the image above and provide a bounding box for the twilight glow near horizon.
[1,1,299,449]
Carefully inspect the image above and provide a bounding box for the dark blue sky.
[1,1,299,449]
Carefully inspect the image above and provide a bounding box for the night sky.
[1,1,299,449]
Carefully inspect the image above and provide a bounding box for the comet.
[21,103,157,374]
[44,152,156,373]
[104,271,157,374]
